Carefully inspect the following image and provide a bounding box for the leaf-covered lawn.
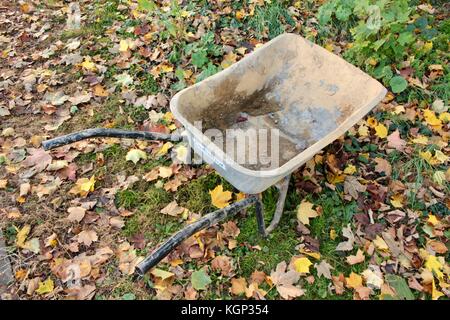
[0,0,448,300]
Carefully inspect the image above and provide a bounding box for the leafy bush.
[317,0,448,98]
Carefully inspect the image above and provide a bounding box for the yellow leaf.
[411,135,428,145]
[420,151,433,165]
[366,117,378,128]
[119,39,129,52]
[390,194,404,208]
[345,272,363,289]
[293,257,313,273]
[160,64,173,73]
[209,185,232,209]
[93,84,108,97]
[80,175,96,193]
[423,109,442,127]
[36,278,54,295]
[425,255,444,280]
[174,145,188,162]
[235,9,245,20]
[70,176,96,197]
[119,39,135,52]
[343,164,357,175]
[299,248,321,260]
[427,214,440,226]
[16,224,31,248]
[423,41,433,52]
[373,235,389,251]
[221,51,238,69]
[439,112,450,122]
[432,280,444,300]
[324,43,334,52]
[433,171,445,186]
[374,123,388,139]
[433,150,448,164]
[330,229,337,240]
[296,201,318,225]
[151,268,175,280]
[126,149,147,164]
[155,142,173,157]
[367,57,377,66]
[80,57,96,72]
[163,112,174,122]
[327,172,346,185]
[235,192,245,201]
[358,124,369,137]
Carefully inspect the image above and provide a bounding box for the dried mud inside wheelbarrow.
[197,85,326,171]
[171,33,387,173]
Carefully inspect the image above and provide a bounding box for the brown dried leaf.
[67,206,86,222]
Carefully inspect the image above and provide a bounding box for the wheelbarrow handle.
[42,128,182,150]
[135,195,260,276]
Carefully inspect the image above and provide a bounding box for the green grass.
[248,0,296,39]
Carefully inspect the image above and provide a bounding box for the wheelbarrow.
[42,34,387,276]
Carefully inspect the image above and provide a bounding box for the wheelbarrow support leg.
[135,196,259,276]
[254,174,291,237]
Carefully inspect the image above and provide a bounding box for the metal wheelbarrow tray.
[42,34,386,276]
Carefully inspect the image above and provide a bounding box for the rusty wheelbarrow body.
[42,34,386,276]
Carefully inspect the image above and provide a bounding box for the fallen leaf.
[374,158,392,176]
[230,278,247,295]
[387,130,406,151]
[126,149,147,164]
[191,269,211,291]
[158,166,173,178]
[209,185,232,209]
[67,206,86,222]
[74,230,98,247]
[35,278,54,295]
[293,257,312,274]
[151,268,175,280]
[160,201,185,217]
[346,272,363,290]
[296,201,319,225]
[110,216,125,229]
[336,224,355,251]
[374,123,388,139]
[344,176,366,200]
[16,224,31,248]
[211,256,233,276]
[385,274,415,300]
[315,260,334,279]
[22,148,52,172]
[373,235,389,251]
[93,84,109,97]
[362,267,383,289]
[346,249,365,265]
[432,279,444,300]
[155,142,173,157]
[270,261,304,300]
[423,109,442,127]
[69,176,96,197]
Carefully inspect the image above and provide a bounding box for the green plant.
[248,0,295,39]
[317,0,448,99]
